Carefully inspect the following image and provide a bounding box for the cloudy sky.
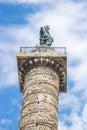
[0,0,87,130]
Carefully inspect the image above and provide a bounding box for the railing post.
[20,47,66,54]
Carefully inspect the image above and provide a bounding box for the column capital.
[17,46,67,93]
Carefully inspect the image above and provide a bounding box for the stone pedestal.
[17,45,67,130]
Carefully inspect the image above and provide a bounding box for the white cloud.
[82,104,87,123]
[58,104,87,130]
[59,92,81,113]
[12,98,21,110]
[0,25,37,88]
[59,121,68,130]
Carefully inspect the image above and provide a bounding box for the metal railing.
[20,46,66,54]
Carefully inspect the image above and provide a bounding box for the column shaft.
[19,66,59,130]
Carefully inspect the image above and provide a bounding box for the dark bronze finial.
[39,25,53,46]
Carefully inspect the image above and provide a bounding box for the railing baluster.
[20,47,66,54]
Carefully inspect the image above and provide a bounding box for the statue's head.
[44,25,50,30]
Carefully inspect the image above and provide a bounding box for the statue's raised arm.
[40,25,53,46]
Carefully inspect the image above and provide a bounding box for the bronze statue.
[40,25,53,46]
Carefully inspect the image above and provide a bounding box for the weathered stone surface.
[17,56,67,92]
[19,67,59,130]
[17,45,67,130]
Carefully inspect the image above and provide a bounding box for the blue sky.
[0,0,87,130]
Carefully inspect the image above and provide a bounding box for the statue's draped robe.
[40,26,53,46]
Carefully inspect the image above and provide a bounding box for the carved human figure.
[40,25,53,46]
